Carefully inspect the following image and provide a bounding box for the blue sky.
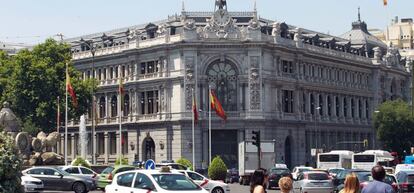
[0,0,412,44]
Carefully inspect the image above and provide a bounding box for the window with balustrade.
[283,90,294,113]
[140,90,159,115]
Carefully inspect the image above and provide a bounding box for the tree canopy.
[373,100,414,155]
[0,39,95,134]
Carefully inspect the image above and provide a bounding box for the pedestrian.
[361,165,395,193]
[278,177,293,193]
[250,168,268,193]
[339,173,360,193]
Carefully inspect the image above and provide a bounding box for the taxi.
[105,167,209,193]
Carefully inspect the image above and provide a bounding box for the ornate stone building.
[62,1,410,169]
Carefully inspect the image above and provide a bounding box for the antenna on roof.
[358,7,361,22]
[254,0,257,12]
[181,0,185,12]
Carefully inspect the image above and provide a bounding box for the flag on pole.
[383,0,388,6]
[192,93,198,123]
[209,90,227,120]
[66,68,78,108]
[119,77,125,111]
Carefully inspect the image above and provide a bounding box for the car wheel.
[212,187,224,193]
[73,182,86,193]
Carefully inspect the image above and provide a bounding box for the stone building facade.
[62,1,411,169]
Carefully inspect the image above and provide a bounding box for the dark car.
[335,169,399,193]
[396,170,414,193]
[267,167,292,189]
[225,169,239,184]
[22,166,95,193]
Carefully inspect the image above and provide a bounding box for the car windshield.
[102,166,115,174]
[329,169,343,174]
[307,173,329,180]
[55,168,70,176]
[355,172,372,182]
[270,169,290,175]
[152,174,201,190]
[298,168,311,173]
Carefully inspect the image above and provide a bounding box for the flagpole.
[208,85,212,165]
[64,63,68,166]
[192,88,196,171]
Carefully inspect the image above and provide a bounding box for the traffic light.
[252,130,261,147]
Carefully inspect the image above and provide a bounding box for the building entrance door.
[142,137,155,161]
[211,130,238,168]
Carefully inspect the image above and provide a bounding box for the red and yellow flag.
[193,94,199,123]
[383,0,388,6]
[119,78,125,111]
[210,90,227,120]
[66,68,78,108]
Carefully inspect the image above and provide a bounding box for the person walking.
[250,168,268,193]
[278,177,293,193]
[339,173,360,193]
[361,165,395,193]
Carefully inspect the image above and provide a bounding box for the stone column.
[306,90,311,115]
[347,96,352,121]
[332,95,337,119]
[70,133,75,160]
[339,95,344,121]
[104,132,109,164]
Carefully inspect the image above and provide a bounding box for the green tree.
[374,100,414,155]
[0,39,95,133]
[115,157,128,165]
[208,156,228,180]
[72,157,91,168]
[0,132,24,193]
[176,157,193,171]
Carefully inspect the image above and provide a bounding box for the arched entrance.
[284,136,292,169]
[142,137,155,161]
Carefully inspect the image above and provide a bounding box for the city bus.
[352,150,394,171]
[317,150,354,169]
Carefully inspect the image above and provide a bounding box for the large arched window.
[111,95,117,117]
[207,60,238,111]
[99,97,106,119]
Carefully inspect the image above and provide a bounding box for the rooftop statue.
[216,0,227,10]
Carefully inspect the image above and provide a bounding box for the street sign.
[145,159,156,170]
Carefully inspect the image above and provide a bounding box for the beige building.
[371,17,414,61]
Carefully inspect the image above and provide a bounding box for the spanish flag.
[210,90,227,120]
[383,0,388,6]
[119,77,125,111]
[66,67,78,108]
[192,94,198,123]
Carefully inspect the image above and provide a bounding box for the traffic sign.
[145,159,156,170]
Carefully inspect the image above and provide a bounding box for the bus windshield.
[354,155,375,162]
[319,154,340,162]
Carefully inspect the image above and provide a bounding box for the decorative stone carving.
[249,56,261,110]
[383,46,402,67]
[201,9,240,39]
[183,19,196,31]
[272,22,281,37]
[185,56,196,110]
[0,101,21,135]
[373,47,382,60]
[294,28,303,48]
[156,24,168,36]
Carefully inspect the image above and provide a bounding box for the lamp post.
[80,39,97,165]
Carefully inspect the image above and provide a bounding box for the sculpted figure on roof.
[216,0,227,10]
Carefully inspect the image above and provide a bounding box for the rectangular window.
[110,68,114,79]
[122,132,128,154]
[282,60,294,73]
[98,69,102,80]
[109,132,116,155]
[141,63,146,74]
[283,90,294,113]
[147,61,155,74]
[97,133,105,155]
[140,92,145,114]
[147,91,154,114]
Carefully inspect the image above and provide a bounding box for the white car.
[105,167,208,193]
[21,175,44,193]
[59,165,99,181]
[177,170,230,193]
[291,166,313,180]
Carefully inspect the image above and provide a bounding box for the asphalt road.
[43,183,282,193]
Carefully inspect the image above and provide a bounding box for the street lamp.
[79,39,97,165]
